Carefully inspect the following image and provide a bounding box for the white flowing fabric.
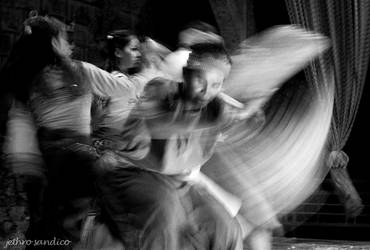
[157,25,334,226]
[223,25,329,101]
[204,26,334,225]
[205,74,334,225]
[285,0,370,218]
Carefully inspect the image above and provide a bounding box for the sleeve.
[3,101,45,177]
[81,62,137,98]
[130,77,175,119]
[129,68,161,93]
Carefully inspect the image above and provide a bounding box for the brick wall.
[0,0,147,67]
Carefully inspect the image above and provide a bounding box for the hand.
[141,38,169,76]
[93,151,119,174]
[235,214,253,238]
[140,56,165,80]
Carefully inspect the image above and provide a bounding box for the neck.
[117,64,128,74]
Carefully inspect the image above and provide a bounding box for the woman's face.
[115,37,141,72]
[183,63,230,106]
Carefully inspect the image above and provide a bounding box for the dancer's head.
[23,13,72,58]
[0,13,72,102]
[106,29,141,74]
[178,21,222,48]
[183,42,231,105]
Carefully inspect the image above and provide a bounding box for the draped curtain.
[208,0,255,50]
[285,0,370,217]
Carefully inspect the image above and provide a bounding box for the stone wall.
[0,0,148,67]
[0,0,255,66]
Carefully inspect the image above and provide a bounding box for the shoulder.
[78,61,105,80]
[79,61,111,79]
[142,77,178,100]
[79,61,97,72]
[111,71,128,79]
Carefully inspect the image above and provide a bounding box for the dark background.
[1,0,369,241]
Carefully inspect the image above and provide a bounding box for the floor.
[272,237,370,250]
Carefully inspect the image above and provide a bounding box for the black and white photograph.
[0,0,369,249]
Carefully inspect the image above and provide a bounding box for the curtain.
[285,0,370,217]
[209,0,256,50]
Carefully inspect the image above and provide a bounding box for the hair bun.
[28,10,38,18]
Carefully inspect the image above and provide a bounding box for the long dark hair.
[0,15,84,136]
[0,16,66,102]
[105,29,137,73]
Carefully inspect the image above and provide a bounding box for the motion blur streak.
[205,69,334,227]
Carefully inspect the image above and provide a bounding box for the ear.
[114,48,123,58]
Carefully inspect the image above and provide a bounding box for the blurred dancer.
[79,29,164,249]
[95,23,330,250]
[95,42,250,250]
[92,29,161,134]
[162,21,280,250]
[0,14,156,249]
[0,14,85,246]
[105,29,142,75]
[162,21,223,82]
